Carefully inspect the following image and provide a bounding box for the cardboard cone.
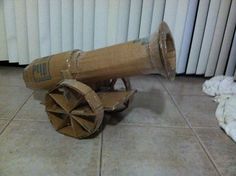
[23,22,175,90]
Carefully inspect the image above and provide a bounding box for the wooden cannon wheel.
[109,78,131,91]
[45,79,104,139]
[112,78,133,112]
[93,78,133,112]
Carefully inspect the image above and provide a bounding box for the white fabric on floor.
[214,95,236,142]
[202,76,236,142]
[202,76,236,96]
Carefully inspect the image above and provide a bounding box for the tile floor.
[0,66,235,176]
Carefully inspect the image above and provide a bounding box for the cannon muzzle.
[23,22,175,89]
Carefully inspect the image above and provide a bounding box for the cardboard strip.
[45,79,104,139]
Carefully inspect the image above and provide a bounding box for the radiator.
[0,0,235,77]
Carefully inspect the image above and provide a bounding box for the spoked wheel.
[45,79,104,139]
[110,78,132,112]
[93,78,131,92]
[96,78,133,112]
[108,78,131,91]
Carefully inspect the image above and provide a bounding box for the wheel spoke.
[63,87,85,109]
[45,79,104,139]
[71,115,95,133]
[70,117,89,137]
[49,93,77,113]
[71,105,96,117]
[110,79,117,89]
[48,112,69,130]
[46,103,66,114]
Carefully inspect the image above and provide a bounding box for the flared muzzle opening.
[158,22,176,80]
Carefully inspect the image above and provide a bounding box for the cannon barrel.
[23,22,176,90]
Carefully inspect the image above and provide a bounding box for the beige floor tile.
[0,67,25,87]
[173,95,218,127]
[15,92,48,121]
[129,75,166,92]
[196,128,236,176]
[0,86,32,119]
[0,120,100,176]
[102,125,219,176]
[0,119,8,133]
[107,91,187,127]
[160,76,206,95]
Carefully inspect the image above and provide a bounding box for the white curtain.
[0,0,235,77]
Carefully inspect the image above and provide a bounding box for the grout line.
[192,126,220,129]
[99,132,103,176]
[0,93,33,136]
[158,77,209,97]
[191,129,223,176]
[12,118,49,122]
[1,117,206,129]
[118,122,189,129]
[169,94,210,97]
[0,118,11,120]
[159,78,223,176]
[0,85,27,88]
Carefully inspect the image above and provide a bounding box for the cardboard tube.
[23,22,175,89]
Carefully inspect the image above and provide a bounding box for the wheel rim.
[45,79,104,139]
[111,78,133,112]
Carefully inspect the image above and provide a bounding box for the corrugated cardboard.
[23,22,176,139]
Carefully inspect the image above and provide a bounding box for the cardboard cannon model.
[23,22,176,139]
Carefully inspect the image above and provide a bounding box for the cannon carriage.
[23,22,176,139]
